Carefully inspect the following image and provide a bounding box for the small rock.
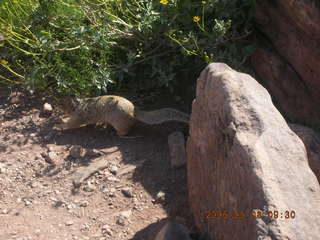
[80,223,90,231]
[43,103,53,114]
[69,145,84,158]
[80,201,89,207]
[65,220,74,226]
[116,210,132,227]
[109,165,118,175]
[40,152,57,165]
[83,181,96,192]
[1,208,9,214]
[24,199,32,206]
[0,163,6,174]
[121,187,133,198]
[106,176,119,182]
[107,188,116,197]
[101,225,112,236]
[30,182,38,188]
[120,210,132,218]
[156,191,166,202]
[116,217,127,227]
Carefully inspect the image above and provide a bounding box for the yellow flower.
[0,59,8,65]
[193,16,201,23]
[160,0,168,4]
[201,1,207,4]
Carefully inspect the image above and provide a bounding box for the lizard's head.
[57,94,80,114]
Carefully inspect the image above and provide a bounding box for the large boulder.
[252,0,320,124]
[251,48,320,123]
[187,63,320,240]
[289,123,320,183]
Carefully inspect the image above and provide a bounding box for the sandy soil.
[0,87,195,240]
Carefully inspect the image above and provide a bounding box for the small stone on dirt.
[43,103,53,114]
[0,163,6,174]
[156,191,166,202]
[80,201,89,207]
[101,224,112,236]
[121,187,133,198]
[109,165,118,175]
[106,176,119,182]
[24,200,32,206]
[30,182,38,188]
[116,210,132,227]
[69,145,84,158]
[1,208,9,214]
[65,220,74,226]
[83,181,96,192]
[40,151,57,165]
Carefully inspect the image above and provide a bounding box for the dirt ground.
[0,86,195,240]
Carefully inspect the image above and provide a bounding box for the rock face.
[289,123,320,183]
[154,222,191,240]
[187,63,320,240]
[251,48,320,123]
[252,0,320,124]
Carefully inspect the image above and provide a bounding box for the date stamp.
[205,209,296,220]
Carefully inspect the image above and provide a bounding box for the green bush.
[0,0,256,97]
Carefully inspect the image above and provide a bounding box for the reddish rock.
[251,48,320,123]
[253,0,320,124]
[187,63,320,240]
[155,222,191,240]
[289,123,320,183]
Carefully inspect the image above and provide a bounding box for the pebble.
[116,217,127,226]
[120,210,132,218]
[116,210,132,227]
[41,152,57,165]
[101,224,112,236]
[83,182,96,192]
[80,223,90,231]
[1,208,8,214]
[80,201,89,207]
[43,103,53,114]
[109,164,118,175]
[156,191,166,202]
[121,187,133,198]
[30,182,38,188]
[65,220,74,226]
[24,200,32,206]
[69,145,84,158]
[0,163,7,174]
[106,176,119,182]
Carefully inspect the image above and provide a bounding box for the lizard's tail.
[135,108,189,125]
